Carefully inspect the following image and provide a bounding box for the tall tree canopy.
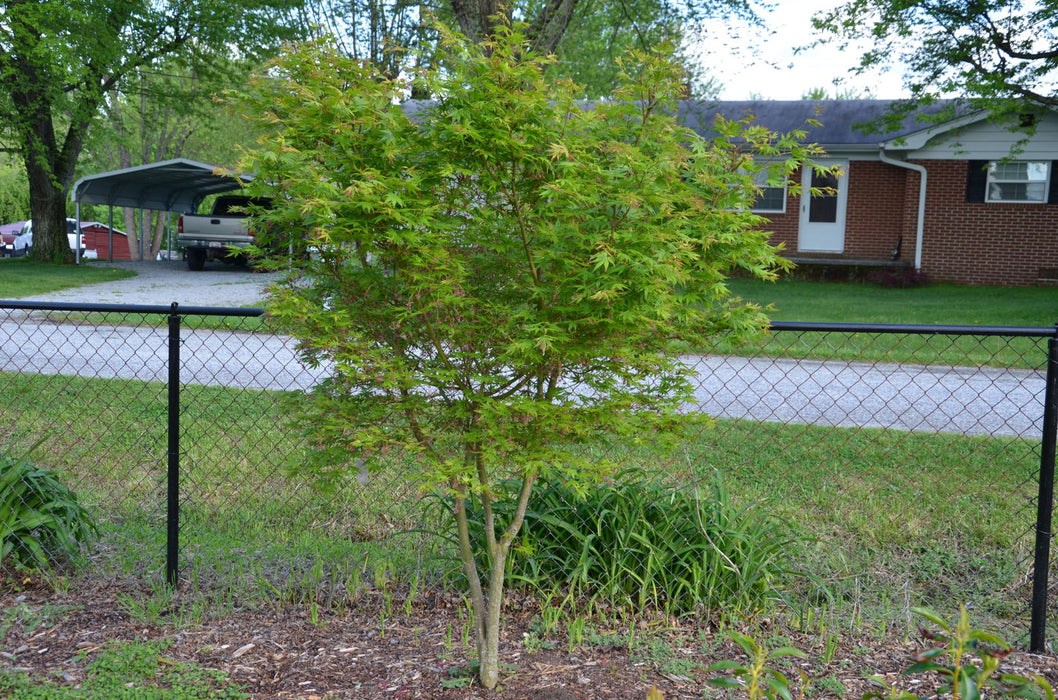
[287,0,758,97]
[0,0,302,263]
[814,0,1058,117]
[281,0,434,84]
[548,0,724,97]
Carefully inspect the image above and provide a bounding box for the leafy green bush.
[0,451,97,571]
[468,471,807,616]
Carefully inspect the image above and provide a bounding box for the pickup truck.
[177,195,270,271]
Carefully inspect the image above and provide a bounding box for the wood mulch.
[3,577,1058,699]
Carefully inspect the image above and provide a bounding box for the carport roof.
[71,158,253,213]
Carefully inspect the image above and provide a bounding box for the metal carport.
[70,159,252,261]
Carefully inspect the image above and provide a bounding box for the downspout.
[878,149,926,272]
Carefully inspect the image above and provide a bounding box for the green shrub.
[0,450,98,571]
[468,471,807,616]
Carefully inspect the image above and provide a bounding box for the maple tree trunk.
[25,157,73,264]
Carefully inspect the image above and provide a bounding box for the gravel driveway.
[12,260,279,308]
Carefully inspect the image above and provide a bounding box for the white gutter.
[878,150,926,272]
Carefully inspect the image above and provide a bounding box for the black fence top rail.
[770,320,1058,339]
[0,300,1054,337]
[0,300,264,318]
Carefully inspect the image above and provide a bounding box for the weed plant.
[0,639,248,699]
[708,630,808,700]
[462,471,808,618]
[708,607,1055,700]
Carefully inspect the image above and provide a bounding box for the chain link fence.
[1,301,1055,646]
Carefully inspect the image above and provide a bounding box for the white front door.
[799,161,848,253]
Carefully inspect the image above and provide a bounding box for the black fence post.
[1031,328,1058,651]
[166,303,181,589]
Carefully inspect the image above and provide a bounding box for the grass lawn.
[0,371,1038,636]
[0,258,135,298]
[713,278,1057,369]
[726,277,1058,327]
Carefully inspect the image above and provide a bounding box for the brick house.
[679,100,1058,286]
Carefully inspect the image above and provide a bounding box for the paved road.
[686,355,1044,439]
[0,261,1047,438]
[0,319,327,391]
[1,260,323,390]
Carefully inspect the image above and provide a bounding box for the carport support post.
[166,303,181,588]
[1031,329,1058,651]
[107,207,114,263]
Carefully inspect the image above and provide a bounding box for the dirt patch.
[3,579,1057,699]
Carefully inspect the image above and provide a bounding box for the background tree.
[286,0,758,98]
[801,86,872,100]
[281,0,437,85]
[813,0,1058,121]
[235,22,820,689]
[0,0,302,264]
[0,155,28,223]
[547,0,724,98]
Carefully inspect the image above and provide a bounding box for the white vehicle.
[12,218,97,259]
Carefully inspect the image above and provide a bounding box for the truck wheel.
[187,248,206,271]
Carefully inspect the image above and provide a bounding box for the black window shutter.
[1049,161,1058,204]
[966,160,988,202]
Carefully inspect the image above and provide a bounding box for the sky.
[694,0,910,100]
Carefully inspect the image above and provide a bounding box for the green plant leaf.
[958,671,981,700]
[765,673,794,700]
[912,607,951,630]
[905,661,951,675]
[0,452,96,571]
[707,660,747,672]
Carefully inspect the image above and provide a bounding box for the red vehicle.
[0,221,25,257]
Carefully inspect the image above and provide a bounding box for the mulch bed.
[3,577,1058,699]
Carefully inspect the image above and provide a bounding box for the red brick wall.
[757,159,1058,285]
[760,187,798,255]
[916,159,1058,286]
[843,161,910,261]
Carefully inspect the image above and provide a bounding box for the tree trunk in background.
[122,208,143,261]
[25,154,72,264]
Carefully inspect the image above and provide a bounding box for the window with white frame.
[750,169,786,213]
[986,161,1050,203]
